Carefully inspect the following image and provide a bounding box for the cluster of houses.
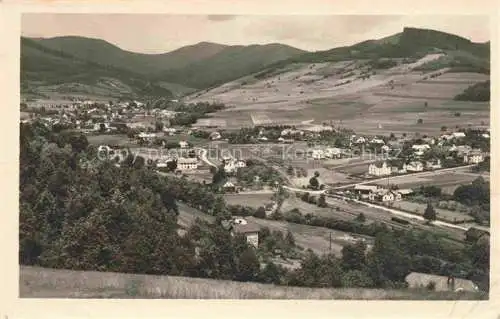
[351,185,414,203]
[368,159,438,177]
[222,156,247,174]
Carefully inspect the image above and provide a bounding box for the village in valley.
[19,16,491,299]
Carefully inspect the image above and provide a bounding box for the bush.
[426,281,436,291]
[254,206,267,219]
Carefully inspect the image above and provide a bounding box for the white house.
[370,138,385,145]
[369,189,395,202]
[224,159,246,173]
[463,152,484,164]
[354,136,366,144]
[311,149,325,160]
[440,134,454,141]
[177,157,198,170]
[325,147,342,158]
[163,127,177,134]
[277,137,294,144]
[452,132,466,139]
[223,181,236,192]
[210,131,222,140]
[353,185,378,199]
[425,159,442,170]
[303,124,334,133]
[396,189,414,199]
[368,162,391,176]
[405,161,424,172]
[412,144,431,156]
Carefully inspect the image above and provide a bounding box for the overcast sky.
[21,14,490,54]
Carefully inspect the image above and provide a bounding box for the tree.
[423,202,437,222]
[417,118,423,124]
[309,177,319,190]
[68,134,89,153]
[235,248,260,282]
[317,194,327,207]
[254,206,266,219]
[419,185,442,198]
[155,121,164,132]
[366,232,411,285]
[258,262,282,284]
[212,166,226,186]
[99,123,107,133]
[355,213,366,223]
[341,270,373,288]
[301,192,310,202]
[166,159,178,172]
[341,241,367,271]
[285,231,295,247]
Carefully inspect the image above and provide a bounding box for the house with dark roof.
[231,218,260,248]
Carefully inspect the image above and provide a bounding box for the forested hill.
[21,37,174,99]
[23,36,306,91]
[265,27,490,70]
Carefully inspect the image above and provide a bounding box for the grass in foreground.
[20,266,487,300]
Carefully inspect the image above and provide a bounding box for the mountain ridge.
[21,27,490,97]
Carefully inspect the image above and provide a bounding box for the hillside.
[273,27,490,66]
[156,43,307,89]
[20,266,487,299]
[30,36,229,74]
[184,28,490,135]
[25,36,307,91]
[21,37,173,99]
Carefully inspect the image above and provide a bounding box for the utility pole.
[329,232,332,251]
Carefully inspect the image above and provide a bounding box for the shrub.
[426,281,436,291]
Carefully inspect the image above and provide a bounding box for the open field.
[177,203,215,228]
[389,200,475,223]
[245,216,372,256]
[280,196,357,221]
[20,266,486,299]
[325,196,468,242]
[371,171,486,193]
[185,56,489,134]
[224,193,274,208]
[86,134,136,147]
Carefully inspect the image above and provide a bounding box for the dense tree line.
[168,102,225,127]
[454,81,490,102]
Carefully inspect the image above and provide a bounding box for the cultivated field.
[371,171,486,193]
[244,216,371,256]
[185,55,489,134]
[223,193,274,209]
[20,266,486,299]
[86,134,136,147]
[389,200,475,223]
